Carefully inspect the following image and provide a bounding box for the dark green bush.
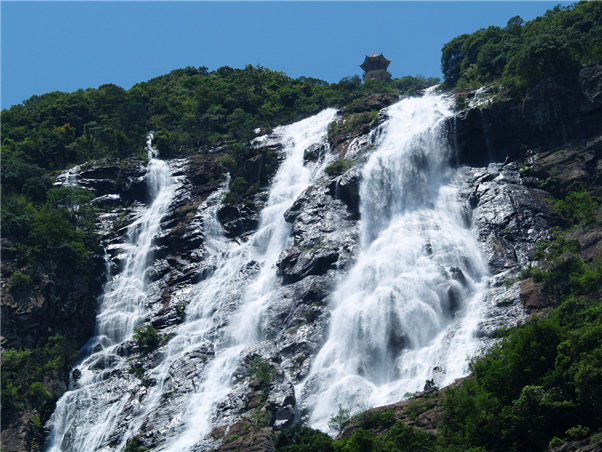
[325,160,353,177]
[1,336,76,429]
[353,410,396,430]
[274,424,335,452]
[132,324,160,354]
[328,405,352,433]
[554,189,599,226]
[441,2,602,92]
[248,357,276,389]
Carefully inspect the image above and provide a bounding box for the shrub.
[133,324,160,354]
[325,160,353,177]
[328,405,351,433]
[9,271,33,290]
[353,410,396,430]
[123,439,149,452]
[248,357,276,388]
[274,424,334,452]
[554,189,599,226]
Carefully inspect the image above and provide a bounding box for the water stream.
[47,137,177,451]
[46,110,337,451]
[298,94,490,432]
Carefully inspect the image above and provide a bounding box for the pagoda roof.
[359,53,391,71]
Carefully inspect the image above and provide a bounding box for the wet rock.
[217,202,261,239]
[344,93,399,114]
[186,154,228,200]
[463,162,553,274]
[328,167,362,215]
[1,410,37,452]
[521,136,602,198]
[77,160,150,203]
[303,143,328,163]
[277,246,340,284]
[448,66,602,167]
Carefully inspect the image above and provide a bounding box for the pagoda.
[360,53,392,82]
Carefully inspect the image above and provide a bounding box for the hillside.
[1,2,601,452]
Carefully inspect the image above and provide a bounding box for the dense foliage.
[0,336,77,447]
[274,421,442,452]
[0,66,422,268]
[1,66,413,170]
[441,1,602,92]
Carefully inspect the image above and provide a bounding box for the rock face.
[449,66,602,167]
[5,66,601,451]
[0,253,100,351]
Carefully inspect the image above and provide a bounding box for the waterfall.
[298,93,490,432]
[46,110,337,451]
[151,108,338,451]
[46,137,177,452]
[45,93,500,449]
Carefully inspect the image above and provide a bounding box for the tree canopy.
[441,1,602,92]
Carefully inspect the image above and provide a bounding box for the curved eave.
[359,54,391,71]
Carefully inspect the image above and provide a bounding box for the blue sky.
[1,1,573,110]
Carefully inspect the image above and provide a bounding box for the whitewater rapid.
[298,93,490,432]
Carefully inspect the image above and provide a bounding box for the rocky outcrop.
[449,66,602,167]
[337,384,455,440]
[75,159,150,204]
[329,93,395,159]
[215,141,282,239]
[344,93,399,114]
[548,437,602,452]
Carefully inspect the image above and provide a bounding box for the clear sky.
[1,1,574,110]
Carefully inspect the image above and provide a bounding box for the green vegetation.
[391,75,441,97]
[1,336,77,440]
[123,439,149,452]
[328,405,352,433]
[325,159,354,178]
[132,324,161,354]
[274,424,336,452]
[328,109,378,143]
[2,184,97,267]
[441,1,602,92]
[248,356,277,389]
[554,188,600,227]
[352,410,397,431]
[275,421,441,452]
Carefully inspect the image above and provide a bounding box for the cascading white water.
[152,108,338,451]
[298,93,490,432]
[46,136,177,452]
[46,110,337,452]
